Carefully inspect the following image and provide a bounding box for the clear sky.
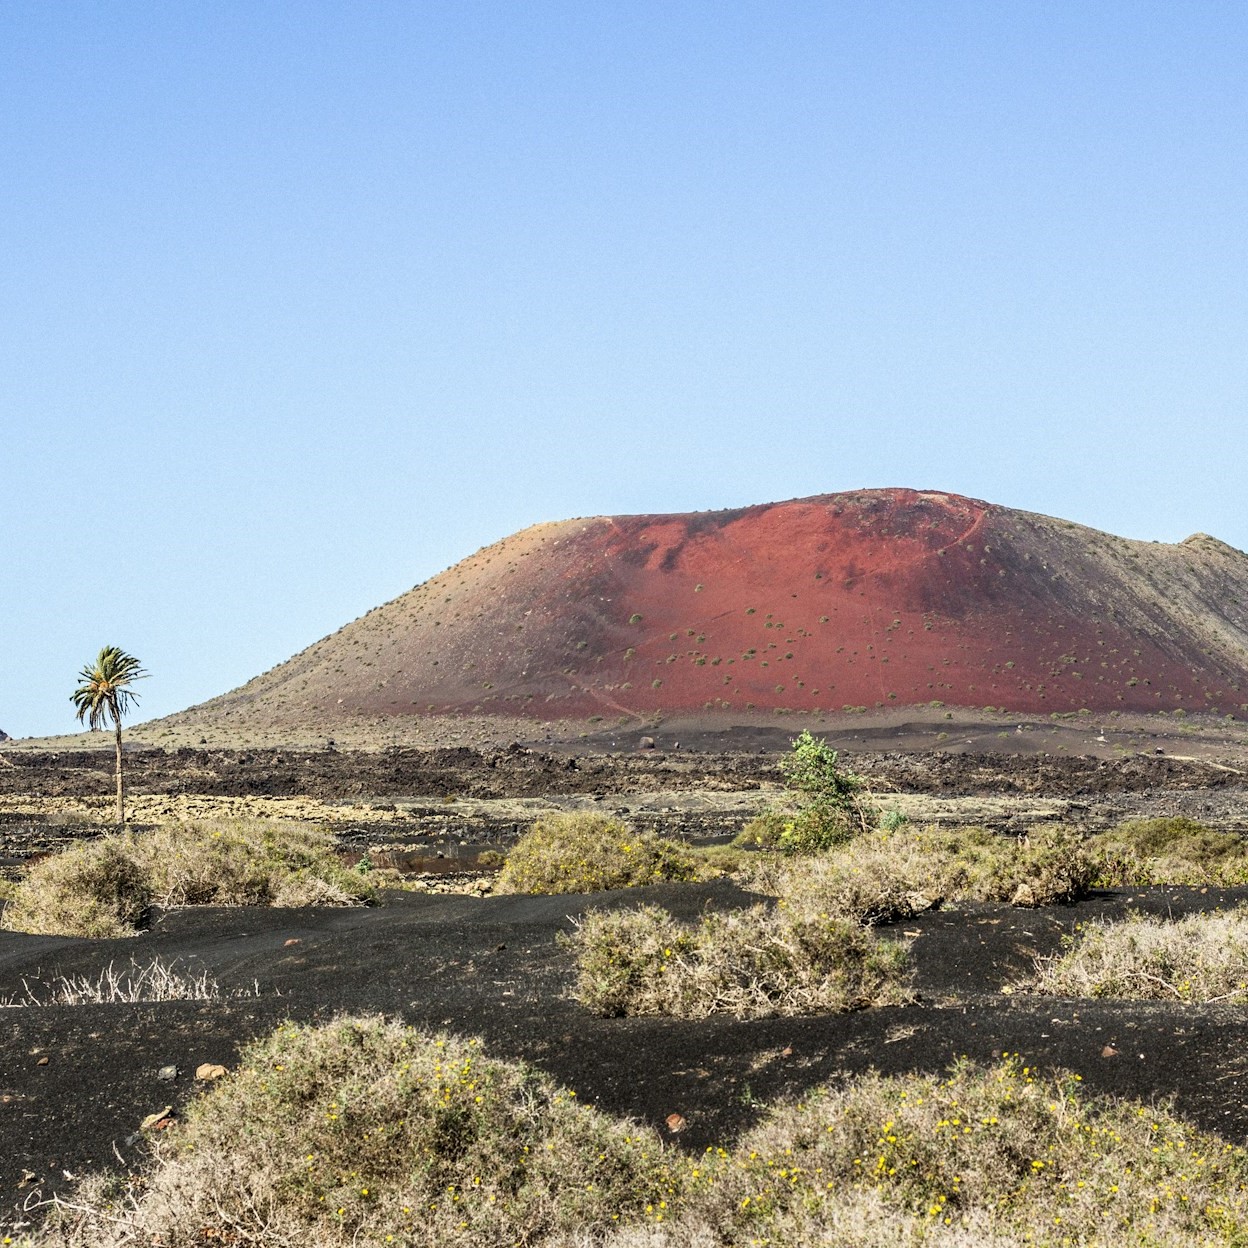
[3,2,1247,738]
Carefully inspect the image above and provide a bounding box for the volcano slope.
[155,489,1248,740]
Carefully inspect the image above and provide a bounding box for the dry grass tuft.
[0,958,255,1007]
[0,819,372,939]
[495,812,702,895]
[1032,905,1248,1001]
[569,901,913,1019]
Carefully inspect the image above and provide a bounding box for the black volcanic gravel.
[6,881,1248,1231]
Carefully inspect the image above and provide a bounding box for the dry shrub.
[1033,906,1248,1001]
[1090,816,1248,886]
[496,812,701,895]
[31,1016,680,1247]
[753,833,947,925]
[598,1055,1248,1248]
[1,820,371,938]
[33,1045,1248,1248]
[570,902,913,1019]
[132,820,369,907]
[959,826,1095,907]
[744,826,1095,924]
[0,839,151,938]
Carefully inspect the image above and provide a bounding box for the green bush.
[1090,816,1248,886]
[1,820,373,938]
[739,732,877,855]
[495,812,701,895]
[569,900,914,1019]
[734,809,788,848]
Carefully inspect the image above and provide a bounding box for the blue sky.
[4,2,1247,738]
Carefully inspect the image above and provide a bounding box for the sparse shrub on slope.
[1033,906,1248,1001]
[1090,816,1248,886]
[1,820,372,938]
[32,1016,680,1248]
[570,901,913,1019]
[495,812,701,895]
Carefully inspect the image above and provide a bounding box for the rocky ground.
[2,735,1248,1234]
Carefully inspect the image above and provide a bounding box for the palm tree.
[71,646,148,825]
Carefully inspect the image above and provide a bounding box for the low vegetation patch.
[1,838,152,938]
[637,1053,1248,1247]
[495,812,701,895]
[26,1034,1248,1247]
[569,901,913,1019]
[30,1016,680,1247]
[746,825,1095,924]
[1,819,373,938]
[1090,816,1248,886]
[1033,906,1248,1001]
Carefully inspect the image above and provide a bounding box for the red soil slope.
[200,489,1248,723]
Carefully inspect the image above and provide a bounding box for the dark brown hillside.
[174,489,1248,728]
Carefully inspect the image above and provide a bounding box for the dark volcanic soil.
[5,743,1248,1233]
[5,882,1248,1232]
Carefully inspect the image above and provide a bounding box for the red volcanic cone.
[199,489,1248,724]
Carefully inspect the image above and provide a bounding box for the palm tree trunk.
[113,715,125,826]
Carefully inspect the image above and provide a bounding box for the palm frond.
[70,645,148,730]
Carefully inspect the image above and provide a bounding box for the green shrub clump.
[1034,905,1248,1001]
[570,900,913,1019]
[1,820,373,938]
[495,812,701,895]
[1090,816,1248,886]
[738,731,876,854]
